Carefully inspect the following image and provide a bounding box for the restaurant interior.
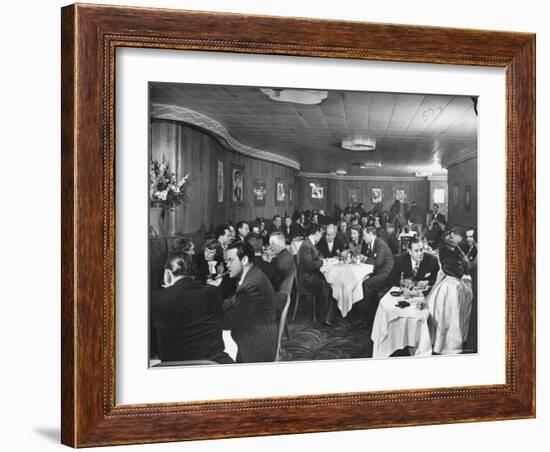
[148,83,478,364]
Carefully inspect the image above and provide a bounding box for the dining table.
[371,286,432,358]
[320,258,373,317]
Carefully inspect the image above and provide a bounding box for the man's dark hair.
[408,237,423,249]
[364,226,377,236]
[228,240,255,263]
[214,223,230,240]
[164,252,196,278]
[306,224,322,237]
[236,220,248,231]
[203,238,221,251]
[245,232,263,254]
[272,214,281,222]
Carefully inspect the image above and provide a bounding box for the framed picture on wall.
[372,187,383,203]
[349,188,359,203]
[310,182,324,199]
[433,188,445,205]
[62,4,535,447]
[253,178,266,206]
[465,185,472,211]
[275,178,286,205]
[216,158,224,203]
[230,163,244,206]
[452,182,460,208]
[394,188,406,202]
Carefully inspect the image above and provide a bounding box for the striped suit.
[222,265,278,363]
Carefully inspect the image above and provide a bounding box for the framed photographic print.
[253,178,266,206]
[310,182,324,199]
[453,182,460,208]
[230,163,244,206]
[465,184,472,212]
[216,158,224,203]
[372,187,383,203]
[275,178,286,205]
[394,188,406,202]
[349,188,359,203]
[62,4,535,447]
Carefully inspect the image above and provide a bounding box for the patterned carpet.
[279,313,374,362]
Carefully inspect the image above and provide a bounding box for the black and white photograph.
[148,82,479,367]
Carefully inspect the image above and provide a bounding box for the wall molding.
[297,172,432,182]
[151,103,301,171]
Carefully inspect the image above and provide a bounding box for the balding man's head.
[269,231,286,248]
[325,224,337,242]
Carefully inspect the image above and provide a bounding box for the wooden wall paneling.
[447,157,478,228]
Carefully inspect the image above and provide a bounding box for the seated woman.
[346,225,363,257]
[196,238,236,299]
[425,233,473,355]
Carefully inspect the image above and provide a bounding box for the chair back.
[274,292,292,361]
[279,268,296,296]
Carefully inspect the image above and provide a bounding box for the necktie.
[413,261,419,277]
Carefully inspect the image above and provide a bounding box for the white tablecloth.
[371,287,432,358]
[321,261,373,317]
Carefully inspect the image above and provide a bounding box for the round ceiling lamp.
[341,136,376,151]
[259,88,328,105]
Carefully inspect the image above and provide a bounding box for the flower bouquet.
[149,155,189,236]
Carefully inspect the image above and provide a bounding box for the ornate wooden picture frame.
[61,3,535,447]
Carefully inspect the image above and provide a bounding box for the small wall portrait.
[231,163,244,206]
[464,185,472,212]
[372,187,383,203]
[253,179,266,206]
[394,189,406,202]
[310,182,324,199]
[275,178,285,205]
[216,159,224,203]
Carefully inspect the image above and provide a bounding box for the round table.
[371,287,432,358]
[321,260,373,317]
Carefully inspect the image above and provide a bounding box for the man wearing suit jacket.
[246,232,278,291]
[354,226,394,326]
[151,252,233,364]
[269,232,296,294]
[389,237,440,289]
[297,225,335,326]
[316,223,346,258]
[222,241,278,363]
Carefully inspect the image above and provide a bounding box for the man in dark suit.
[151,251,233,364]
[290,211,306,239]
[316,223,346,258]
[297,224,335,326]
[282,216,293,244]
[246,232,278,291]
[459,227,478,268]
[269,231,296,294]
[222,241,278,363]
[353,226,394,326]
[389,237,440,288]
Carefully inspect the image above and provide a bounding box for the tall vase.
[149,207,164,237]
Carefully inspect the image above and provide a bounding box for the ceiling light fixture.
[334,169,348,175]
[360,161,382,169]
[259,88,328,105]
[341,135,376,151]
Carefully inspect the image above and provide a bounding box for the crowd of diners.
[151,200,478,365]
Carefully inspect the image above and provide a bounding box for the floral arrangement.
[149,155,189,213]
